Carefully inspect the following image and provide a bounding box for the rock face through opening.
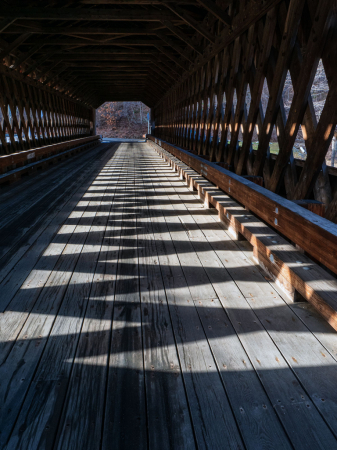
[97,101,150,139]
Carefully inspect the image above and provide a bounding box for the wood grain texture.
[1,142,337,450]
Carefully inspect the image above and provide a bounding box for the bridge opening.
[96,101,150,140]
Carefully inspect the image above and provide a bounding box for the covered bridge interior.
[1,1,337,449]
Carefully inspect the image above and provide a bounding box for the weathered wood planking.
[0,145,118,373]
[146,148,292,448]
[155,147,337,447]
[137,160,196,450]
[1,146,121,449]
[0,143,114,278]
[102,149,147,450]
[2,142,337,449]
[144,150,245,449]
[54,152,125,450]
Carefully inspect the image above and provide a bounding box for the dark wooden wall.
[153,0,337,220]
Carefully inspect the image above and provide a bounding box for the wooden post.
[150,108,155,135]
[92,107,97,136]
[332,136,337,168]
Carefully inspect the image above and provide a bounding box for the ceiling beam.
[11,43,44,69]
[155,0,284,107]
[72,67,150,72]
[0,18,16,33]
[49,48,157,55]
[23,49,60,76]
[43,65,68,85]
[164,3,215,43]
[80,0,194,3]
[155,44,186,69]
[0,7,176,21]
[161,19,203,54]
[156,30,193,62]
[53,54,156,61]
[18,38,164,46]
[196,0,231,26]
[2,25,159,35]
[0,33,32,60]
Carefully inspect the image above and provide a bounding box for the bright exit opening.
[96,102,150,140]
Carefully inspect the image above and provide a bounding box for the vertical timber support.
[91,107,97,136]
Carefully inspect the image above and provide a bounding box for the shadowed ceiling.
[0,0,278,108]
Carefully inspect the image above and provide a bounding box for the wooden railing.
[147,135,337,277]
[0,136,100,175]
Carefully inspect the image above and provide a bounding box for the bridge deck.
[1,142,337,450]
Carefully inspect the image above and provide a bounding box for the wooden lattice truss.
[0,68,93,154]
[153,0,337,219]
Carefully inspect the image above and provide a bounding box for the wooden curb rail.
[0,135,101,186]
[147,135,337,331]
[0,135,100,174]
[147,135,337,275]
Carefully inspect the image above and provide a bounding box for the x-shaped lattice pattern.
[153,0,337,219]
[0,71,92,155]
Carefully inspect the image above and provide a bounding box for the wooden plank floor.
[1,142,337,449]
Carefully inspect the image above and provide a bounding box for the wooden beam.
[156,54,181,77]
[164,3,215,43]
[292,87,337,200]
[155,0,284,107]
[156,30,193,62]
[23,49,60,76]
[18,38,164,46]
[73,68,149,73]
[196,0,231,26]
[0,7,176,21]
[80,0,194,3]
[268,1,333,192]
[11,43,44,69]
[53,54,155,61]
[3,25,159,35]
[53,48,157,55]
[0,136,99,179]
[0,33,32,60]
[43,66,68,85]
[161,19,203,55]
[149,136,337,278]
[0,18,16,33]
[233,9,277,172]
[250,0,306,177]
[155,44,186,69]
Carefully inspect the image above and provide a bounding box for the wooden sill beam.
[148,136,337,277]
